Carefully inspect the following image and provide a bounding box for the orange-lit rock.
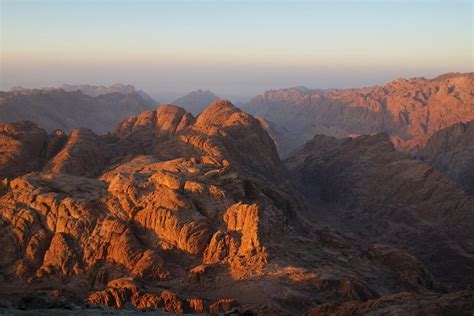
[0,121,48,179]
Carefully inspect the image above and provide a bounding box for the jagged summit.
[196,99,239,125]
[115,103,193,138]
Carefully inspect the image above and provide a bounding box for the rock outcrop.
[419,120,474,195]
[46,128,105,177]
[247,72,474,156]
[0,121,49,179]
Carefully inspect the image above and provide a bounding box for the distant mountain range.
[59,83,157,104]
[0,85,157,134]
[246,72,474,156]
[2,73,473,159]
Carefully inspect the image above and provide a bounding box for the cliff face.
[419,120,474,195]
[247,72,474,156]
[1,100,473,314]
[0,88,156,134]
[285,133,474,288]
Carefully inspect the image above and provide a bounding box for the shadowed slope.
[419,120,474,195]
[286,133,474,288]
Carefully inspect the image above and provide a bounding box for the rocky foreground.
[0,100,473,315]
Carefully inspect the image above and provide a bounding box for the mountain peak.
[172,90,220,115]
[196,99,240,126]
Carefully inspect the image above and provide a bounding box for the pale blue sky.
[1,0,472,100]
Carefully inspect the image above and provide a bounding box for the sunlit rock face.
[0,100,473,314]
[247,72,474,156]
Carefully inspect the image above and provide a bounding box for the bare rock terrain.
[0,100,473,315]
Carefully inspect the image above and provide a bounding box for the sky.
[1,0,472,101]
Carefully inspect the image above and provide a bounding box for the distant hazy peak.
[172,89,220,116]
[182,89,219,97]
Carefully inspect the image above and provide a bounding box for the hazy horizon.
[1,0,472,100]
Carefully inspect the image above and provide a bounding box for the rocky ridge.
[247,72,474,156]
